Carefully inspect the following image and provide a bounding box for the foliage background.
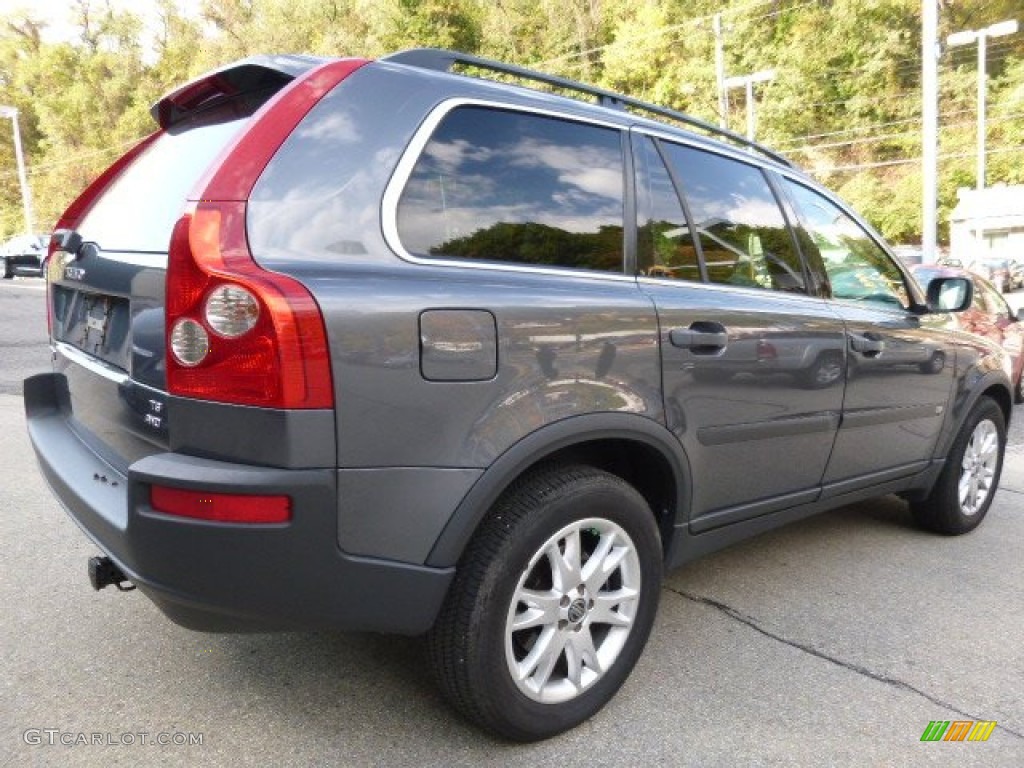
[0,0,1020,244]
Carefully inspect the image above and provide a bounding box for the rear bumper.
[24,373,454,634]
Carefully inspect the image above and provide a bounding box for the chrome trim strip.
[55,341,129,385]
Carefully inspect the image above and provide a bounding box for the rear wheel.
[802,351,844,389]
[428,465,662,741]
[911,398,1005,534]
[918,350,945,375]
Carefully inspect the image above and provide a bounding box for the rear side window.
[661,143,807,293]
[77,105,253,253]
[397,106,625,273]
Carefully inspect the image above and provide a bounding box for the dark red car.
[913,265,1024,401]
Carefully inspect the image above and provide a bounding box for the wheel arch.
[934,371,1013,462]
[425,413,691,568]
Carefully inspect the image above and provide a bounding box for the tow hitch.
[88,556,136,591]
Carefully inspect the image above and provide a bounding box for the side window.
[634,137,701,281]
[784,179,909,310]
[396,107,624,273]
[976,277,1010,316]
[660,143,807,293]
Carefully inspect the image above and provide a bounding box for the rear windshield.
[76,106,252,253]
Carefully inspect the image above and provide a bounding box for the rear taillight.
[165,201,333,409]
[150,485,291,524]
[165,58,368,410]
[756,340,778,360]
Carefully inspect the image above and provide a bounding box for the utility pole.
[714,13,727,129]
[921,1,938,262]
[724,70,775,141]
[0,106,34,235]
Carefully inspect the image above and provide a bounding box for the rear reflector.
[150,485,291,524]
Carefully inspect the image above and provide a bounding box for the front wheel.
[428,465,662,741]
[911,398,1005,534]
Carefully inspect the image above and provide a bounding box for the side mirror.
[926,276,972,313]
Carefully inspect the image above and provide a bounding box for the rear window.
[76,106,252,253]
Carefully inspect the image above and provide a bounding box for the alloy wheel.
[504,517,641,704]
[959,419,999,516]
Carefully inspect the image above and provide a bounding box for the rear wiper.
[51,229,84,257]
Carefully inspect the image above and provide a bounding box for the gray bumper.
[24,373,454,634]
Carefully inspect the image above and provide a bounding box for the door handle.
[849,333,884,356]
[670,323,728,352]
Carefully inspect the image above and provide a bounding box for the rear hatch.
[46,57,323,469]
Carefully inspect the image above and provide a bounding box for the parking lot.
[1,276,1022,766]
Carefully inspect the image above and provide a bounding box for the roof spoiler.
[150,54,328,129]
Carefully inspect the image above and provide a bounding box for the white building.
[949,184,1024,268]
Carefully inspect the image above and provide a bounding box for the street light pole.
[723,69,775,141]
[0,105,34,235]
[947,19,1019,191]
[921,0,939,263]
[947,19,1018,261]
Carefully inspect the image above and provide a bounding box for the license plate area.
[53,286,131,371]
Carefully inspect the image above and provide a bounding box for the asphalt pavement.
[1,278,1022,766]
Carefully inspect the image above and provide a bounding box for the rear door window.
[396,106,625,273]
[659,143,807,293]
[634,136,701,282]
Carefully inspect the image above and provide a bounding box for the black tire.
[0,256,11,279]
[918,350,945,375]
[911,398,1005,535]
[801,351,844,389]
[428,464,662,741]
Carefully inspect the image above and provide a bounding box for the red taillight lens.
[756,340,778,360]
[165,200,334,409]
[163,59,370,410]
[150,485,291,524]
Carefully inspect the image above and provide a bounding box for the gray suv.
[25,49,1013,741]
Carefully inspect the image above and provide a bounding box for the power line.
[0,137,143,181]
[531,0,814,73]
[774,106,1021,149]
[814,144,1024,174]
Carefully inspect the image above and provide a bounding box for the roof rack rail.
[382,47,792,168]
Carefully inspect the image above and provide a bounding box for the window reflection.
[397,107,625,272]
[635,137,701,281]
[784,180,908,309]
[661,144,807,294]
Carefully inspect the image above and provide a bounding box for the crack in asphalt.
[663,585,1024,741]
